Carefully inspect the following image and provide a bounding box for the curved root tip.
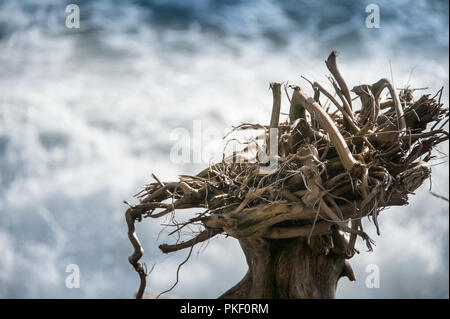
[135,263,147,299]
[343,260,356,282]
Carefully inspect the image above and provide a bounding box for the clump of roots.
[125,51,449,298]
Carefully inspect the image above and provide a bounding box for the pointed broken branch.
[326,50,352,110]
[289,86,306,123]
[270,82,282,128]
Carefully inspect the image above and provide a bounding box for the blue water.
[0,0,448,298]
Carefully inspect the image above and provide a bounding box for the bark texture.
[220,234,352,299]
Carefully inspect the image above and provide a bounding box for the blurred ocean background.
[0,0,448,298]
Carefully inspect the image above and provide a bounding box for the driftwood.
[124,51,448,299]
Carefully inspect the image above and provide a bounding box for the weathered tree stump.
[220,233,354,299]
